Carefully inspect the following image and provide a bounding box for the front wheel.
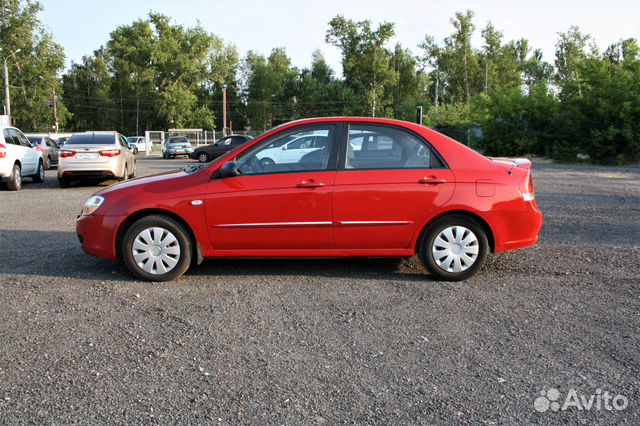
[197,152,209,163]
[418,215,488,281]
[122,215,192,281]
[44,156,51,170]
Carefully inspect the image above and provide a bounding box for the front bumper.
[76,214,122,260]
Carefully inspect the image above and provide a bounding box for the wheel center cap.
[451,244,462,254]
[151,246,162,256]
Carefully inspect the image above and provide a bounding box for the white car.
[0,125,45,191]
[126,136,147,154]
[255,133,329,165]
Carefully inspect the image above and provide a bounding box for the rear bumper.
[76,214,122,260]
[485,204,543,253]
[60,170,119,180]
[59,157,123,179]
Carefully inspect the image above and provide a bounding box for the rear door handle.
[419,176,447,185]
[296,180,326,188]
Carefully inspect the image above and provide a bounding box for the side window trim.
[338,123,449,171]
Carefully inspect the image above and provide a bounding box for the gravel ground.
[0,156,638,425]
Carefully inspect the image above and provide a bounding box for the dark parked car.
[191,135,253,163]
[26,134,59,169]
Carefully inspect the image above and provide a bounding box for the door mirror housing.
[216,161,240,179]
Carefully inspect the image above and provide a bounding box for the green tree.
[326,15,396,116]
[0,0,68,131]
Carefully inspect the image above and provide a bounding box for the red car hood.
[95,169,188,196]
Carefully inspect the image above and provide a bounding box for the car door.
[14,129,38,174]
[205,124,340,252]
[333,123,455,250]
[47,137,59,163]
[119,135,134,170]
[2,128,23,169]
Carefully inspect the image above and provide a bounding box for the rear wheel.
[6,163,21,191]
[122,215,192,281]
[44,155,51,170]
[260,158,275,167]
[197,152,209,163]
[120,165,129,182]
[32,160,45,183]
[418,215,488,281]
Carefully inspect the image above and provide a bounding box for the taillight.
[35,145,44,154]
[521,173,535,201]
[59,150,76,158]
[99,149,121,157]
[0,143,6,158]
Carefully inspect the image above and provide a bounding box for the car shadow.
[0,229,432,283]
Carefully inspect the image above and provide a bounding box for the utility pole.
[53,90,59,132]
[2,48,21,124]
[222,84,227,136]
[3,58,10,121]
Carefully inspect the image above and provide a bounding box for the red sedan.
[76,118,542,282]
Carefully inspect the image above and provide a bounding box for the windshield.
[127,137,138,143]
[181,163,208,174]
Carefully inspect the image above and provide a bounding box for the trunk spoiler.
[489,157,532,174]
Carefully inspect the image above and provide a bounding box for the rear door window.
[344,124,442,170]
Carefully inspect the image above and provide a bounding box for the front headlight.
[81,195,105,216]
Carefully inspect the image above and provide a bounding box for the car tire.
[133,147,138,155]
[6,163,21,191]
[197,152,209,163]
[260,158,275,166]
[32,160,45,183]
[44,155,51,170]
[418,214,488,281]
[122,215,193,282]
[120,165,129,182]
[58,178,71,188]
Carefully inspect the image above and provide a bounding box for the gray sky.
[42,0,640,74]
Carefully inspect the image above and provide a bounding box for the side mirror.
[216,161,240,179]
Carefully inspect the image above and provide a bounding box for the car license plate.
[176,149,185,153]
[77,152,99,160]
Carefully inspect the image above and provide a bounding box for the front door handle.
[296,180,325,188]
[419,176,447,185]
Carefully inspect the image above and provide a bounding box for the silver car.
[57,132,136,188]
[26,134,59,170]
